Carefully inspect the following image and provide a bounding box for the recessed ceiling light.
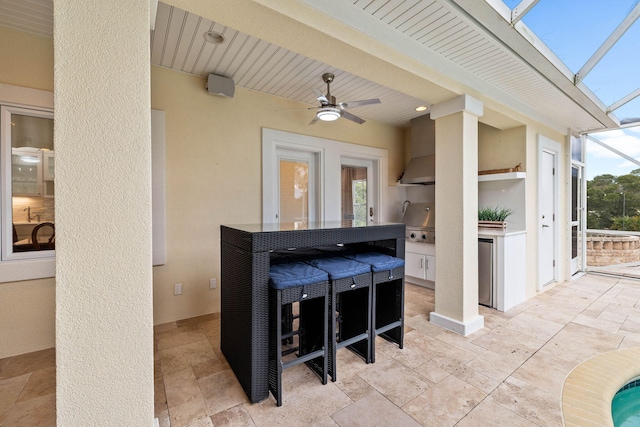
[203,31,224,44]
[415,105,428,112]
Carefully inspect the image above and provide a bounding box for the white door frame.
[275,149,319,224]
[341,156,379,223]
[538,135,561,289]
[262,128,388,224]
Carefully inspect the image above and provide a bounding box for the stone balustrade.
[587,234,640,266]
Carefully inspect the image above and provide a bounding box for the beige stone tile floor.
[2,272,640,426]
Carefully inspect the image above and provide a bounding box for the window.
[1,103,55,281]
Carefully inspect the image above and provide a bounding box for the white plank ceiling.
[0,0,614,131]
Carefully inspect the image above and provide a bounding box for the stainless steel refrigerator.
[478,238,493,307]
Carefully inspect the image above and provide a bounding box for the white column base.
[430,312,484,336]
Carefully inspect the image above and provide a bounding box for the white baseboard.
[430,312,484,336]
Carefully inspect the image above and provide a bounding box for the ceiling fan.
[296,73,381,125]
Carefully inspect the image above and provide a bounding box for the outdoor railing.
[586,229,640,267]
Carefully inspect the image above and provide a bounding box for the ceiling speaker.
[207,74,235,97]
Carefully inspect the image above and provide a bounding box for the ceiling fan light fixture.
[317,107,341,121]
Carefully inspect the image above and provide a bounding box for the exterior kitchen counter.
[478,229,526,237]
[220,221,405,402]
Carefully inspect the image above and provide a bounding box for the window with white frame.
[1,104,55,273]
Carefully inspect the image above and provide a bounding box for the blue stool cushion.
[344,252,405,272]
[269,262,329,290]
[306,257,371,280]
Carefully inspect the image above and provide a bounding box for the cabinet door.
[425,255,436,282]
[11,149,43,196]
[405,252,426,280]
[43,151,54,197]
[43,151,54,180]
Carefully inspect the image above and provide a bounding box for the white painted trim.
[262,128,388,223]
[430,94,484,120]
[430,312,484,336]
[151,110,166,266]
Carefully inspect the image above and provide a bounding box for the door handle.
[542,224,550,228]
[420,258,424,269]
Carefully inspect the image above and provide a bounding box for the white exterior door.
[539,149,556,287]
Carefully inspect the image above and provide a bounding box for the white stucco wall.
[54,1,154,425]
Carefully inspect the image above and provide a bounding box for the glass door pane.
[341,166,367,225]
[279,159,309,228]
[571,164,583,273]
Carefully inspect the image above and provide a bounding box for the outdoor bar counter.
[220,221,405,402]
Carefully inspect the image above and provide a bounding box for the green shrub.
[478,206,513,221]
[610,216,640,232]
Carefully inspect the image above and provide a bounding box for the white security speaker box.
[207,74,235,97]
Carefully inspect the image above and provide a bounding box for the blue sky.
[501,0,640,180]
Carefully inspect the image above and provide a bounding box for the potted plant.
[478,206,512,229]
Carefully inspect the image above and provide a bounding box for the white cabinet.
[406,252,425,279]
[478,230,527,312]
[11,149,43,196]
[405,242,435,285]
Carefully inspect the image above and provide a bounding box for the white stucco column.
[430,94,484,336]
[54,1,154,425]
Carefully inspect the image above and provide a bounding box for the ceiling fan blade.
[340,110,365,124]
[340,98,381,109]
[309,116,319,125]
[277,106,319,112]
[313,88,328,104]
[621,117,640,125]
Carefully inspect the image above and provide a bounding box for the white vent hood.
[400,114,435,184]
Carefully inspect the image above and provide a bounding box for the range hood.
[399,155,435,185]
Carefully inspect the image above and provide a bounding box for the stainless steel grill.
[402,202,435,244]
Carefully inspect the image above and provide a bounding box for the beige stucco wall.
[150,65,405,324]
[0,26,53,92]
[478,124,526,172]
[0,26,55,358]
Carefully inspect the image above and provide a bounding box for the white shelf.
[396,181,429,187]
[478,172,526,182]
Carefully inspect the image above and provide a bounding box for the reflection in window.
[279,160,308,228]
[342,166,367,226]
[2,106,55,258]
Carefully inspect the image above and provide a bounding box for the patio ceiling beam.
[587,135,640,168]
[608,87,640,114]
[575,2,640,84]
[510,0,540,25]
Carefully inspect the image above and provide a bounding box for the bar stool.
[306,257,372,382]
[268,262,329,406]
[344,252,405,363]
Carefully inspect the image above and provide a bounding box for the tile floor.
[2,272,640,426]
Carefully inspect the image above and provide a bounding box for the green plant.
[478,206,513,222]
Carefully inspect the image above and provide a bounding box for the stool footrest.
[375,320,402,336]
[336,332,369,350]
[282,348,325,370]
